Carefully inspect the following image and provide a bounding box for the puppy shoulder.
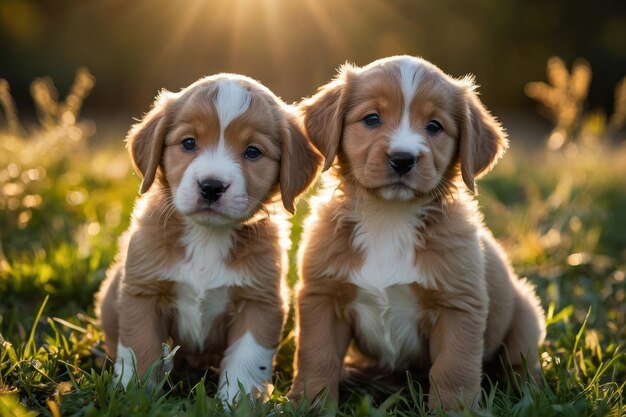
[422,193,483,244]
[231,217,283,254]
[227,219,285,288]
[299,194,360,284]
[118,198,185,291]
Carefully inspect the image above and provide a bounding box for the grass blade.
[24,295,49,358]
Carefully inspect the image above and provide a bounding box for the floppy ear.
[459,83,508,192]
[300,66,353,171]
[126,91,173,194]
[279,112,323,214]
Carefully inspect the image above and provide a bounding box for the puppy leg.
[503,278,546,380]
[95,267,122,358]
[217,298,284,402]
[289,291,351,403]
[428,308,486,410]
[115,289,169,388]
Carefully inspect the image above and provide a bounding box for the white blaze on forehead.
[398,58,424,107]
[213,79,251,146]
[390,59,430,156]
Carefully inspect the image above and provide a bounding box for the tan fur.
[95,74,321,389]
[290,56,545,410]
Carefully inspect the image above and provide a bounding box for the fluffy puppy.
[96,74,321,401]
[289,56,545,410]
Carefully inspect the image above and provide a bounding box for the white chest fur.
[349,198,426,289]
[175,285,230,352]
[351,286,423,369]
[164,225,248,351]
[347,198,429,369]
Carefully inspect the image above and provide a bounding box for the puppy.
[96,74,321,401]
[289,56,545,410]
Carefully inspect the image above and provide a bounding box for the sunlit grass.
[1,62,625,416]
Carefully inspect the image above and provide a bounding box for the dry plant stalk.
[30,76,60,127]
[0,79,22,136]
[60,67,96,126]
[609,76,626,132]
[0,239,8,273]
[30,67,95,128]
[525,57,592,150]
[1,69,95,232]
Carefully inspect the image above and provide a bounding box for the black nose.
[199,179,228,203]
[389,152,416,175]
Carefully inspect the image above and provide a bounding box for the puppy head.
[127,74,321,226]
[301,55,507,201]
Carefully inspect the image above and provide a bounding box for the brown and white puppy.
[289,56,545,410]
[96,74,321,401]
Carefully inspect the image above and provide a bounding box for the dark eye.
[181,137,197,151]
[426,120,442,134]
[363,113,381,128]
[243,146,262,160]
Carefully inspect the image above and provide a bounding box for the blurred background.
[1,0,626,312]
[1,2,626,414]
[1,0,626,136]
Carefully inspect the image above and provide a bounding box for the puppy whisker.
[162,202,177,229]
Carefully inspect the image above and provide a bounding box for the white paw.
[113,342,137,388]
[113,342,179,389]
[217,332,275,403]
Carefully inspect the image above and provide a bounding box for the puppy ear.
[300,65,353,171]
[126,91,173,194]
[279,112,323,214]
[459,81,508,192]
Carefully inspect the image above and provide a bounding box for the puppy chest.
[350,286,426,369]
[174,284,230,352]
[165,226,248,292]
[349,204,426,288]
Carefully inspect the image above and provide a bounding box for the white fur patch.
[380,185,417,201]
[398,58,424,107]
[164,224,249,351]
[218,331,275,402]
[114,342,137,388]
[349,196,427,289]
[351,286,422,369]
[390,114,431,157]
[214,79,251,145]
[175,285,231,352]
[390,60,430,157]
[173,148,249,224]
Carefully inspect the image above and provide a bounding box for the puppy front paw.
[428,385,481,411]
[287,378,335,406]
[113,342,137,388]
[286,387,303,405]
[217,332,274,403]
[113,342,179,390]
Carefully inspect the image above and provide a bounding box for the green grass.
[1,100,625,416]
